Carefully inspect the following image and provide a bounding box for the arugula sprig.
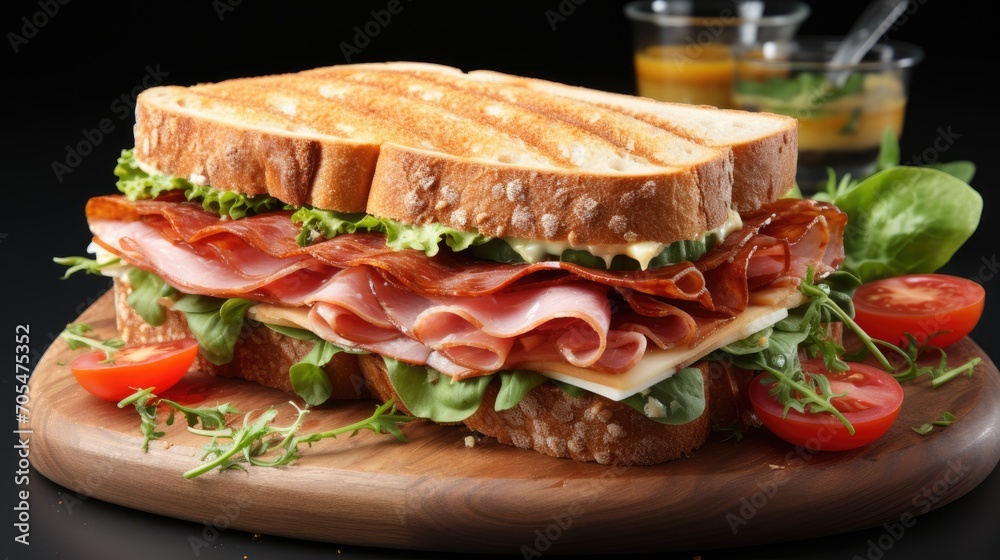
[186,398,412,479]
[53,255,122,279]
[59,323,125,364]
[116,388,414,478]
[912,411,958,435]
[117,388,166,451]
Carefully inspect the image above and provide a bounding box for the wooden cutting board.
[25,292,1000,555]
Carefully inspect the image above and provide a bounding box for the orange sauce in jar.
[634,44,735,108]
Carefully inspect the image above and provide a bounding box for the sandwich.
[66,61,847,466]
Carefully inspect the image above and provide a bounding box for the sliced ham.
[86,194,846,379]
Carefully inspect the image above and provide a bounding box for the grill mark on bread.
[133,62,795,242]
[285,69,665,173]
[370,69,725,170]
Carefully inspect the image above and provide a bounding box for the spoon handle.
[830,0,909,85]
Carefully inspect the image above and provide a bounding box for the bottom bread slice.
[359,354,762,466]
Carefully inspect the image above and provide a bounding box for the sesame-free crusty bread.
[112,278,369,400]
[133,62,797,246]
[466,68,799,212]
[358,354,757,466]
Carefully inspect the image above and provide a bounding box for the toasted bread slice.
[132,62,795,246]
[467,68,798,212]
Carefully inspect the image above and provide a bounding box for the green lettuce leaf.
[495,371,550,411]
[115,149,187,199]
[382,357,493,422]
[288,341,339,406]
[832,166,983,283]
[620,367,706,424]
[290,207,384,246]
[382,218,490,256]
[114,149,284,220]
[125,268,178,326]
[172,295,256,365]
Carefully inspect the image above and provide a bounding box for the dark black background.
[3,1,998,559]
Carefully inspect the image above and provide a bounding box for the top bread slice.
[132,61,797,246]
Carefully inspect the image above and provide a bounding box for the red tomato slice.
[852,274,984,348]
[748,360,904,451]
[70,338,199,401]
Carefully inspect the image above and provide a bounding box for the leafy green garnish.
[59,323,126,363]
[620,367,706,425]
[735,72,864,121]
[117,388,413,477]
[830,166,982,284]
[912,411,957,435]
[115,149,285,220]
[53,255,121,279]
[808,129,982,284]
[383,357,493,422]
[290,207,384,246]
[495,371,550,411]
[171,295,256,365]
[262,324,368,405]
[288,340,339,406]
[117,388,167,451]
[125,268,179,326]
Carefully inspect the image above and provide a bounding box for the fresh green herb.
[912,411,957,435]
[735,72,864,120]
[850,331,981,388]
[115,149,284,220]
[495,371,550,411]
[59,323,125,363]
[117,388,166,451]
[126,268,179,326]
[809,129,982,284]
[288,340,340,406]
[263,324,368,406]
[171,295,256,365]
[184,399,412,479]
[53,255,121,279]
[117,388,413,478]
[620,367,706,425]
[382,357,493,422]
[163,400,240,430]
[711,269,881,435]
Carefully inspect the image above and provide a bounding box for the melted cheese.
[246,286,805,402]
[504,209,743,270]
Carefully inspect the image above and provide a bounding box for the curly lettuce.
[114,149,285,220]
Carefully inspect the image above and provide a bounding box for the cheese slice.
[246,286,806,402]
[521,288,805,400]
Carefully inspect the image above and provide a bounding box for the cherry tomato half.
[852,274,984,348]
[748,360,904,451]
[70,338,199,401]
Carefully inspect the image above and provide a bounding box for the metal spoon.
[829,0,909,86]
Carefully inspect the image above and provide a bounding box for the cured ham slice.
[86,194,846,378]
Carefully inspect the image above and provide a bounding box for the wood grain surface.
[24,292,1000,555]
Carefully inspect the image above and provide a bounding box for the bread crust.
[358,354,717,466]
[130,62,796,244]
[135,86,380,212]
[112,278,368,399]
[368,144,730,245]
[467,70,798,212]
